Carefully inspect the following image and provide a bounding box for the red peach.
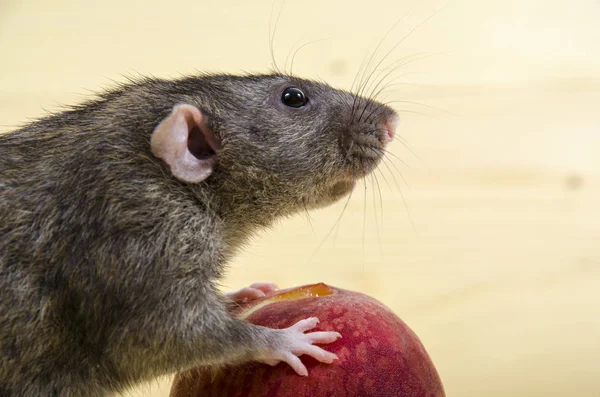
[170,283,445,397]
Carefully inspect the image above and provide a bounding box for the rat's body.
[0,73,397,396]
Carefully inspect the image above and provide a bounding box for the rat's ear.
[151,104,220,183]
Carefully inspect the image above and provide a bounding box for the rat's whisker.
[268,0,285,73]
[381,146,415,168]
[353,8,414,100]
[373,169,384,230]
[375,163,393,192]
[379,154,416,230]
[356,101,372,123]
[369,81,428,93]
[364,52,438,102]
[350,7,415,122]
[360,7,443,102]
[382,152,412,189]
[289,38,332,76]
[383,99,449,116]
[307,179,355,262]
[371,172,384,262]
[360,53,442,123]
[375,96,451,121]
[354,3,445,124]
[376,150,409,191]
[284,37,306,75]
[332,165,358,246]
[361,159,368,272]
[394,109,438,118]
[303,201,315,235]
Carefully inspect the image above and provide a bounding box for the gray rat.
[0,72,398,397]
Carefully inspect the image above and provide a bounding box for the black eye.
[281,87,308,108]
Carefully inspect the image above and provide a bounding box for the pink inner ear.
[188,125,217,159]
[151,104,219,184]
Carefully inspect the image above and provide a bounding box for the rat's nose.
[381,113,399,144]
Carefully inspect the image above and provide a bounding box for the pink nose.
[383,114,399,143]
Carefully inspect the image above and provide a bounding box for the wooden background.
[1,0,599,396]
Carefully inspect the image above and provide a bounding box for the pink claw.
[257,317,342,376]
[226,282,279,303]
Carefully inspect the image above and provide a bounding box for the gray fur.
[0,73,395,396]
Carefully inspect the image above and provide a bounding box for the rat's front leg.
[178,291,341,377]
[225,282,278,304]
[221,283,340,375]
[212,314,340,377]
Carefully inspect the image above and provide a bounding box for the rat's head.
[151,74,398,220]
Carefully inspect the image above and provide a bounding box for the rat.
[0,72,398,397]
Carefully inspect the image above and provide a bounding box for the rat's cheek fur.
[304,180,355,210]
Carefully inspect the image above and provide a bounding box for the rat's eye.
[281,87,308,108]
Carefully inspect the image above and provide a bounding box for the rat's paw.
[225,282,279,303]
[258,317,342,376]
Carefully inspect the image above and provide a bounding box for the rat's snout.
[340,105,398,151]
[336,99,399,177]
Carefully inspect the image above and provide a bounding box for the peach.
[170,283,445,397]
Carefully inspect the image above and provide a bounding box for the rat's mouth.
[302,179,355,210]
[346,148,384,178]
[328,180,355,200]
